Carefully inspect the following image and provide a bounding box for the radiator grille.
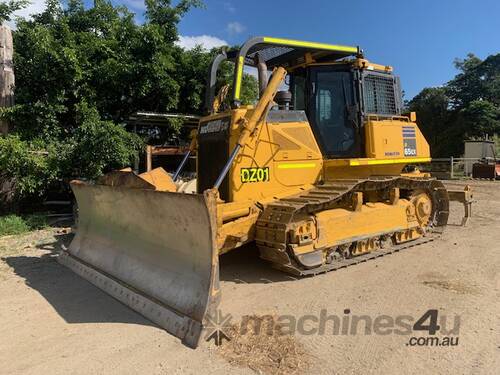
[363,74,398,115]
[197,116,231,200]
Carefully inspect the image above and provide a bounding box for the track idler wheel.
[411,191,433,227]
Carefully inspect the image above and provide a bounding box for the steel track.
[256,176,449,276]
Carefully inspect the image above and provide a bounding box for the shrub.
[0,110,143,207]
[0,135,56,200]
[0,214,48,236]
[70,105,144,180]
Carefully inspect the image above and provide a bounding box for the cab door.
[306,67,362,158]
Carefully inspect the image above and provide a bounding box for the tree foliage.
[0,0,29,22]
[0,0,257,207]
[409,53,500,156]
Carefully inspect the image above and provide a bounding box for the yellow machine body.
[209,104,432,254]
[60,37,470,348]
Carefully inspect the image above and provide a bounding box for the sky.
[11,0,500,99]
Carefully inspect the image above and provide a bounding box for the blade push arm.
[213,67,287,189]
[172,129,198,181]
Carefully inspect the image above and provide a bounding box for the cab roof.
[226,36,361,69]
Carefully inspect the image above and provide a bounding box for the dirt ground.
[0,180,499,375]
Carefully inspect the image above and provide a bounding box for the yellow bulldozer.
[58,37,473,347]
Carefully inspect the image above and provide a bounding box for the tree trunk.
[0,24,14,135]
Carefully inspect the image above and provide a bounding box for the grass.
[0,214,49,237]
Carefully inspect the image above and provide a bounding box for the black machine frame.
[204,36,361,112]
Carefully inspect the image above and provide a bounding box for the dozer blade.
[58,181,220,348]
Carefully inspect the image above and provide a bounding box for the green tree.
[449,53,500,140]
[447,54,484,109]
[1,0,203,206]
[145,0,202,42]
[1,0,259,208]
[410,52,499,156]
[0,0,29,23]
[408,87,451,156]
[461,100,499,137]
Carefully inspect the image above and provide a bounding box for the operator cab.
[205,37,403,159]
